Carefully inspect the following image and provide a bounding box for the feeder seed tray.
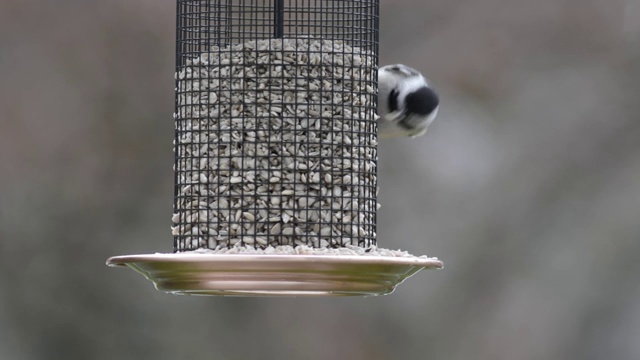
[106,250,443,297]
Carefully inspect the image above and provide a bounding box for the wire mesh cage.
[172,0,380,252]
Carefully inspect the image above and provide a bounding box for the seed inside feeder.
[172,38,379,251]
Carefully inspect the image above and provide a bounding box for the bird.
[377,64,440,139]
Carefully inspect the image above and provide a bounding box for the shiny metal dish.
[106,253,443,297]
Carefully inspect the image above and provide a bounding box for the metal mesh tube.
[172,0,379,252]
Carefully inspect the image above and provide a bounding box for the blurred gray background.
[2,0,640,359]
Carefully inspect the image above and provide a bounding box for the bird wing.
[379,64,422,78]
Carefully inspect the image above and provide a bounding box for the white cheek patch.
[425,106,439,126]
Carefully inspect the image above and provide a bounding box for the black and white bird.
[377,64,440,139]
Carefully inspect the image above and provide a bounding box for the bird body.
[377,64,440,139]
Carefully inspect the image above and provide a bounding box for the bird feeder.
[107,0,442,297]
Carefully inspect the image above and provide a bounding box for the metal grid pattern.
[172,0,379,251]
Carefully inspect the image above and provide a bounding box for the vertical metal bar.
[274,0,284,38]
[173,0,182,252]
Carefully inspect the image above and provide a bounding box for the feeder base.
[106,253,443,297]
